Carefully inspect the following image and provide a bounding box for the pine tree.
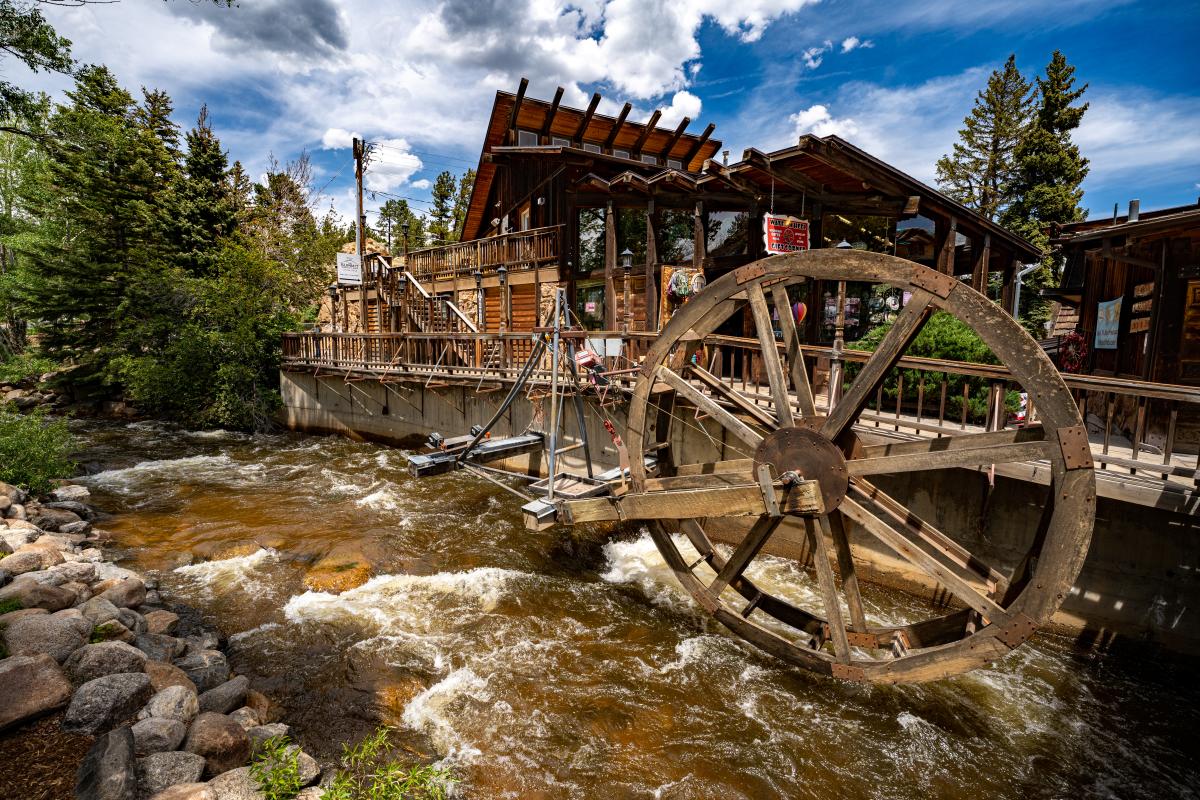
[935,55,1032,221]
[1002,50,1090,329]
[377,198,426,252]
[427,170,456,245]
[175,106,237,276]
[451,168,475,240]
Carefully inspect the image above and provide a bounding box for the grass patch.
[0,598,23,616]
[250,736,305,800]
[0,404,76,494]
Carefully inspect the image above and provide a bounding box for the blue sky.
[19,0,1200,231]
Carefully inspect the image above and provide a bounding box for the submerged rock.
[0,653,74,731]
[63,672,154,736]
[303,549,372,593]
[74,726,138,800]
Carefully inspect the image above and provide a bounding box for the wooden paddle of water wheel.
[556,250,1096,684]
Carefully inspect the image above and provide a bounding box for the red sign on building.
[763,214,810,254]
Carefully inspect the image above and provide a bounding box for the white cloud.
[790,104,859,138]
[801,41,832,69]
[658,91,703,128]
[411,179,431,190]
[364,138,423,192]
[840,36,873,52]
[321,127,359,149]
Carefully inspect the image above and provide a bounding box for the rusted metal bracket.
[1057,425,1094,470]
[909,265,957,299]
[830,662,866,681]
[735,263,766,284]
[845,630,877,649]
[992,612,1038,648]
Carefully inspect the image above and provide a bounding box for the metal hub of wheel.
[621,249,1096,684]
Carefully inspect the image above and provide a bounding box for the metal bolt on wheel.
[622,250,1096,684]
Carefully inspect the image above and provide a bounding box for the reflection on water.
[72,419,1199,799]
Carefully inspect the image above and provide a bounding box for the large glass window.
[657,208,695,264]
[706,210,749,257]
[617,207,647,264]
[577,208,605,275]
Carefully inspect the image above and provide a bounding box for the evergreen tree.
[0,0,74,134]
[451,168,475,240]
[1002,50,1090,329]
[136,88,181,165]
[175,106,237,276]
[377,198,426,253]
[427,170,456,245]
[935,55,1033,221]
[0,93,50,351]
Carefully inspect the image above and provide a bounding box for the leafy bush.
[849,311,1018,424]
[322,727,454,800]
[0,351,57,385]
[250,736,305,800]
[0,405,75,494]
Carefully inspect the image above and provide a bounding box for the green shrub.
[322,726,454,800]
[0,598,22,616]
[250,736,305,800]
[0,351,57,386]
[0,405,76,494]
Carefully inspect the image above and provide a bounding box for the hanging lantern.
[793,301,807,324]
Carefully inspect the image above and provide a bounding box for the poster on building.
[1095,297,1122,350]
[336,252,362,285]
[762,214,809,254]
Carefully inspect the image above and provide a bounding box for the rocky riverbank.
[0,480,322,800]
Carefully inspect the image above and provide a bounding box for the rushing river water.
[69,419,1197,799]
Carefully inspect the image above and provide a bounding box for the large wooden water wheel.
[576,250,1096,683]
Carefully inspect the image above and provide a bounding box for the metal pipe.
[1011,263,1040,318]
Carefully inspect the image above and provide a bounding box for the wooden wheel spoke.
[708,515,784,597]
[821,289,935,441]
[688,363,776,428]
[748,283,794,427]
[828,511,867,631]
[655,365,763,450]
[771,284,816,417]
[841,490,1009,623]
[807,516,851,661]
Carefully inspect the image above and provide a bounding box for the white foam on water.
[402,668,489,762]
[83,454,236,492]
[599,532,696,614]
[174,547,279,596]
[356,485,403,511]
[228,621,282,644]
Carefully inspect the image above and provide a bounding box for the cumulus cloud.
[658,90,703,128]
[411,179,432,190]
[364,139,423,192]
[790,104,859,138]
[321,127,359,149]
[841,36,873,52]
[167,0,349,56]
[801,41,833,69]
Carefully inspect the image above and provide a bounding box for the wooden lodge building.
[1050,200,1200,384]
[339,80,1041,347]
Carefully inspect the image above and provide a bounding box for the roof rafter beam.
[797,136,908,197]
[661,117,691,160]
[742,147,825,195]
[631,109,662,156]
[682,123,716,169]
[540,86,565,139]
[573,93,602,142]
[701,159,761,198]
[507,77,529,141]
[604,103,633,149]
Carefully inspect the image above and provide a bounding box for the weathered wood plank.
[808,516,851,661]
[656,366,764,451]
[708,516,784,597]
[748,283,794,427]
[771,285,817,417]
[562,481,822,523]
[688,364,776,428]
[674,458,754,476]
[847,440,1056,476]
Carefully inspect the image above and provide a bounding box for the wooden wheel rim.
[625,250,1096,683]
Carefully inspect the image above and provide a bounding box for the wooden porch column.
[605,200,617,330]
[645,198,658,331]
[972,233,991,293]
[693,200,705,268]
[937,215,958,275]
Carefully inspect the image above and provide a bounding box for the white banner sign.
[336,252,362,285]
[1095,297,1121,350]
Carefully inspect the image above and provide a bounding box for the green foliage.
[0,350,54,384]
[427,171,456,246]
[850,311,1016,422]
[0,0,75,131]
[0,404,75,493]
[250,736,305,800]
[0,598,22,615]
[322,726,454,800]
[451,168,474,241]
[377,199,426,254]
[936,55,1033,221]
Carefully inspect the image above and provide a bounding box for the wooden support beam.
[604,103,632,149]
[938,215,958,275]
[540,86,564,139]
[506,77,529,143]
[972,233,991,292]
[561,480,822,523]
[661,116,691,161]
[701,159,760,198]
[604,200,617,329]
[573,92,602,142]
[656,365,764,450]
[631,109,662,157]
[681,123,716,171]
[645,198,658,331]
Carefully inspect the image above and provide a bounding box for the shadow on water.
[66,419,1200,800]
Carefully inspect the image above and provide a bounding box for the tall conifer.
[427,170,456,245]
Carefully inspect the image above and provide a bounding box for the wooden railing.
[402,225,561,283]
[281,329,1200,502]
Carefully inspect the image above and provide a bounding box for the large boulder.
[118,607,148,635]
[0,575,75,611]
[63,672,155,736]
[228,707,260,731]
[0,606,47,627]
[26,505,83,532]
[205,766,264,800]
[198,676,250,716]
[138,751,207,798]
[54,560,97,584]
[2,609,90,662]
[145,660,198,694]
[43,499,95,520]
[0,550,43,575]
[175,649,230,693]
[144,609,180,635]
[0,653,73,731]
[99,577,147,608]
[0,480,25,504]
[183,712,251,778]
[74,726,138,800]
[92,618,136,643]
[65,641,149,685]
[246,723,290,755]
[285,745,321,787]
[138,633,186,662]
[50,484,92,503]
[132,716,188,754]
[149,784,216,800]
[139,685,200,725]
[81,595,123,625]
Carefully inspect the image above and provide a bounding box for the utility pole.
[353,137,368,333]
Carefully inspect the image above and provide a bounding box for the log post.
[645,198,658,331]
[605,200,617,329]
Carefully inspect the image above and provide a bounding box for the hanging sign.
[763,214,810,254]
[336,252,362,285]
[1095,297,1122,350]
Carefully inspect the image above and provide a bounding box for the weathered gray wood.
[748,283,794,427]
[808,516,851,661]
[859,425,1046,459]
[563,480,822,523]
[828,511,867,631]
[708,515,784,597]
[674,458,753,476]
[847,439,1056,476]
[656,365,763,451]
[688,364,776,428]
[771,285,817,417]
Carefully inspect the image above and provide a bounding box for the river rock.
[94,561,141,583]
[246,723,289,755]
[119,607,148,634]
[207,766,264,800]
[61,518,93,536]
[139,633,186,662]
[0,576,75,610]
[176,649,230,693]
[92,618,136,643]
[55,560,97,583]
[0,535,11,555]
[149,784,216,800]
[139,752,207,797]
[62,580,92,603]
[65,641,149,684]
[0,481,24,504]
[0,550,43,575]
[27,505,82,532]
[184,712,251,777]
[82,595,123,625]
[243,689,271,722]
[6,502,27,520]
[228,707,259,730]
[0,653,73,731]
[146,660,198,693]
[74,726,138,800]
[285,745,321,787]
[199,676,250,715]
[304,549,372,593]
[133,716,188,754]
[0,496,10,514]
[50,484,92,503]
[140,685,200,725]
[2,609,89,661]
[63,672,155,736]
[44,499,95,520]
[100,577,147,608]
[145,609,180,635]
[185,631,221,654]
[0,606,47,627]
[295,789,323,800]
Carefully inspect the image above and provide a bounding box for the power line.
[365,140,477,167]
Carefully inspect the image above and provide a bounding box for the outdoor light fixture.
[473,270,483,287]
[397,273,408,291]
[497,264,508,283]
[836,239,852,249]
[620,247,634,272]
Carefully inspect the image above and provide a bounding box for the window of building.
[657,208,695,264]
[612,149,630,160]
[706,210,749,257]
[551,136,571,147]
[582,142,602,153]
[640,154,658,165]
[577,208,605,275]
[517,129,539,146]
[666,159,682,170]
[520,206,531,231]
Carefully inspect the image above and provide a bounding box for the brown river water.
[69,419,1198,799]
